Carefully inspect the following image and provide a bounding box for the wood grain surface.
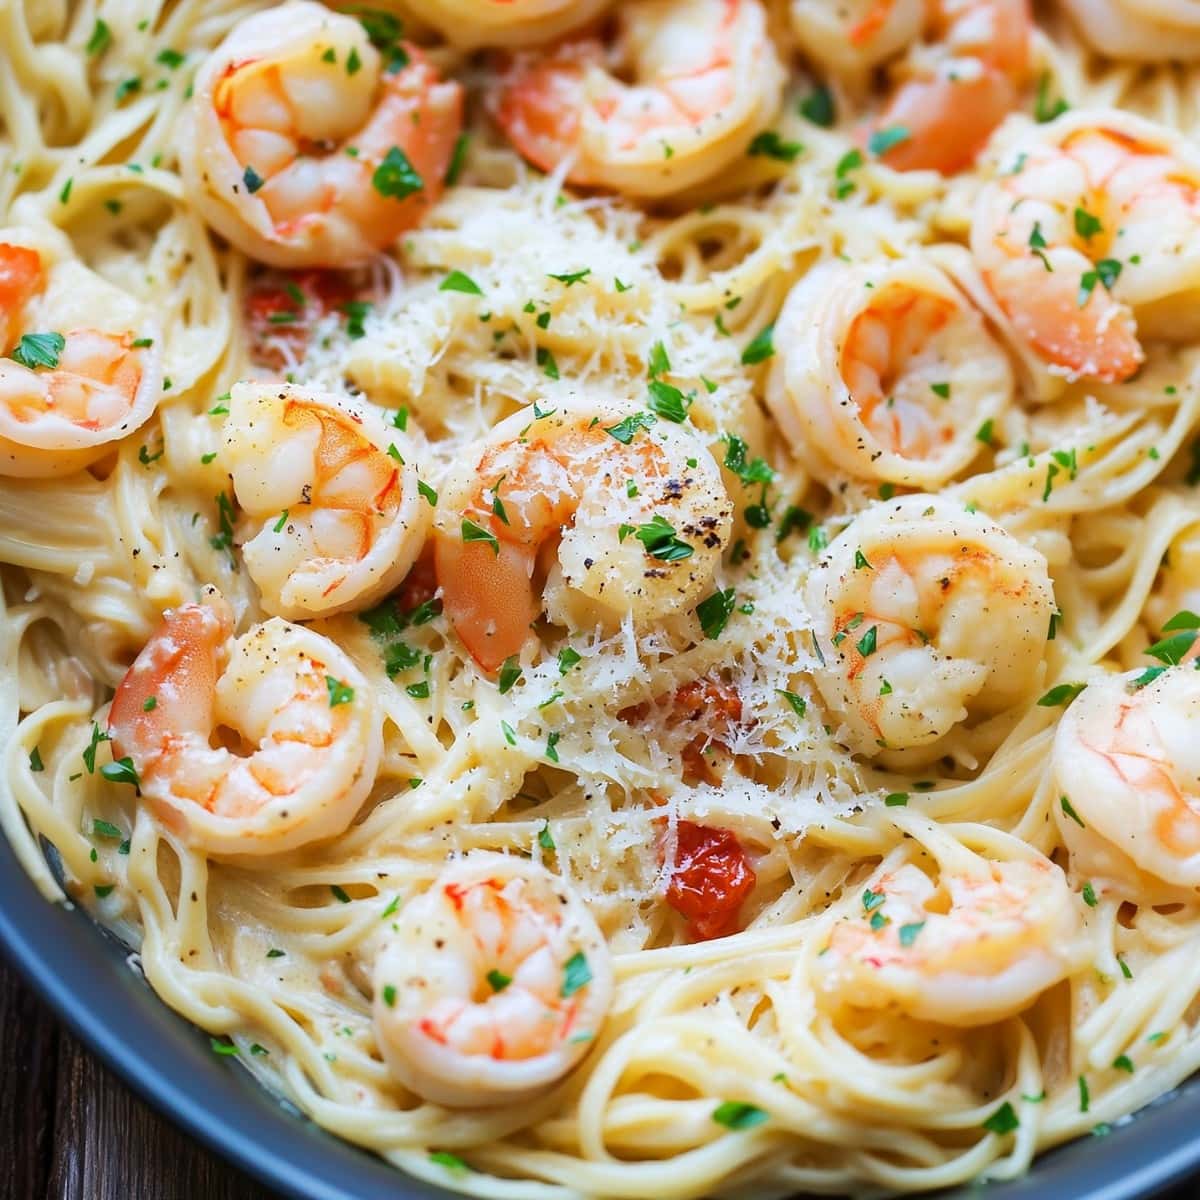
[0,960,274,1200]
[5,950,1200,1200]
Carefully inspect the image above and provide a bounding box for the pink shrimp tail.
[108,598,235,766]
[435,529,538,674]
[871,0,1032,174]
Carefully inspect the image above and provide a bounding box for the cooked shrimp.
[0,238,162,478]
[790,0,924,76]
[971,111,1200,385]
[181,2,463,268]
[372,853,612,1106]
[107,594,382,858]
[806,495,1055,759]
[224,382,431,621]
[767,257,1012,489]
[1060,0,1200,61]
[404,0,613,48]
[1053,665,1200,889]
[815,855,1081,1025]
[490,0,785,197]
[868,0,1031,174]
[435,400,732,673]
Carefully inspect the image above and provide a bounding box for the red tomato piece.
[244,270,356,369]
[665,820,756,941]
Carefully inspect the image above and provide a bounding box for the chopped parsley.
[99,757,140,788]
[444,133,469,185]
[634,515,694,562]
[712,1102,769,1131]
[548,268,591,287]
[1078,259,1122,306]
[868,125,910,156]
[1038,682,1085,707]
[696,588,736,640]
[741,323,775,365]
[1060,794,1085,828]
[461,518,499,555]
[799,85,835,127]
[1034,73,1069,122]
[429,1151,469,1173]
[1074,206,1102,241]
[497,656,523,695]
[560,950,591,997]
[86,19,112,56]
[439,270,482,295]
[983,1102,1020,1135]
[325,676,355,707]
[748,131,803,162]
[372,146,423,200]
[11,332,65,370]
[342,300,372,339]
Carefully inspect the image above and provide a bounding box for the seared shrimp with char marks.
[435,400,732,673]
[372,853,613,1106]
[972,111,1200,385]
[0,236,162,477]
[1053,660,1200,889]
[181,1,463,267]
[767,256,1012,489]
[405,0,613,48]
[816,851,1081,1026]
[224,382,430,620]
[107,595,382,858]
[806,496,1055,760]
[491,0,785,197]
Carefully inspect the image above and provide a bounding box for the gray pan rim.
[3,825,1200,1200]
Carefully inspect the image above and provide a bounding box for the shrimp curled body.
[108,596,382,857]
[491,0,785,197]
[435,400,732,673]
[1053,668,1200,889]
[181,2,463,267]
[806,496,1054,761]
[0,235,162,477]
[816,857,1080,1026]
[372,854,613,1106]
[767,256,1012,488]
[224,382,430,620]
[972,111,1200,386]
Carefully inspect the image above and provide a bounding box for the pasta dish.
[5,0,1200,1195]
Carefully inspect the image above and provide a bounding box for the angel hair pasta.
[6,0,1200,1196]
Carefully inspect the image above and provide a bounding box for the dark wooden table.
[0,959,275,1200]
[6,950,1200,1200]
